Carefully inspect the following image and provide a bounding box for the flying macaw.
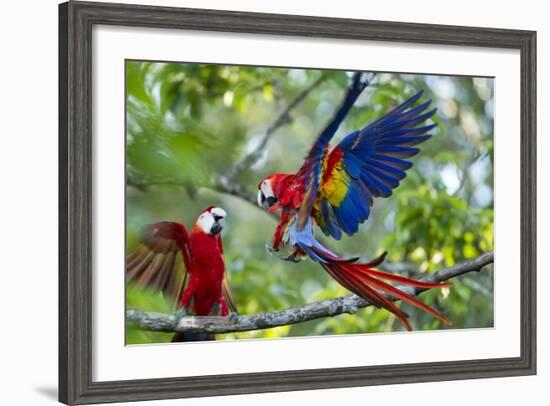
[257,73,451,330]
[126,206,236,341]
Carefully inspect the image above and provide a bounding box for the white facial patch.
[196,207,227,234]
[257,190,264,207]
[260,179,274,198]
[196,211,215,234]
[210,207,227,220]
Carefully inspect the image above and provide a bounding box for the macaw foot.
[228,312,239,323]
[280,252,301,263]
[265,244,279,255]
[174,308,189,325]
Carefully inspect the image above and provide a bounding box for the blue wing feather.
[296,73,373,230]
[319,199,342,240]
[371,154,413,170]
[367,160,406,179]
[318,90,436,239]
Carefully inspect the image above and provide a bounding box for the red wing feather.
[126,221,190,306]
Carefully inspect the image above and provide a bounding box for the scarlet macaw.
[126,206,236,341]
[257,73,451,330]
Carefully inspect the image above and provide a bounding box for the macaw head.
[193,206,227,236]
[257,173,292,211]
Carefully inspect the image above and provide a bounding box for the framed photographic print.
[59,1,536,404]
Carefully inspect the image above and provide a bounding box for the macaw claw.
[228,312,239,323]
[280,253,301,263]
[265,244,279,255]
[174,309,189,325]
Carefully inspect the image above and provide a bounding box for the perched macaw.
[126,206,236,341]
[257,73,451,330]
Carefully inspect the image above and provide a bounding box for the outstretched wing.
[296,72,372,230]
[313,91,436,238]
[126,222,191,304]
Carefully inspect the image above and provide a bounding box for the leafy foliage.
[126,62,494,344]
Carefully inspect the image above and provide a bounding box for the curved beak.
[266,196,278,207]
[257,190,265,208]
[210,222,223,235]
[209,208,226,236]
[257,190,278,210]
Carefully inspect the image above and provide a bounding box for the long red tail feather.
[354,265,452,289]
[323,256,451,330]
[325,262,413,330]
[356,269,451,326]
[360,283,413,331]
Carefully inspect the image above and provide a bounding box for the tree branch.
[222,73,327,182]
[127,74,328,210]
[126,251,493,334]
[126,170,264,212]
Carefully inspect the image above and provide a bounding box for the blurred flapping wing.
[126,221,191,304]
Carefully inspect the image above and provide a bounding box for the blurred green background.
[125,61,494,344]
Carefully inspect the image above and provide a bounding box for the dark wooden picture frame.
[59,1,537,404]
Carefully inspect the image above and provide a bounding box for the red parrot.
[257,73,451,330]
[126,206,236,341]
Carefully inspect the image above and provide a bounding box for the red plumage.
[321,147,344,186]
[180,223,228,316]
[127,206,235,342]
[319,253,451,331]
[255,86,451,331]
[258,173,451,330]
[258,173,305,250]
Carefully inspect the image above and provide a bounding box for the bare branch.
[462,277,493,298]
[126,172,185,190]
[127,170,279,220]
[127,72,377,216]
[126,251,493,334]
[380,261,418,275]
[223,74,327,181]
[453,149,483,197]
[127,74,328,209]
